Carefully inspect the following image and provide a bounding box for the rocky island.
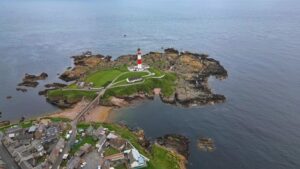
[18,72,48,88]
[44,48,227,108]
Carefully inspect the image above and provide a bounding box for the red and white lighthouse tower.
[137,48,142,69]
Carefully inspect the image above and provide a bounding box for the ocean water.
[1,0,300,168]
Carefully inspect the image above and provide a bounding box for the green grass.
[115,163,127,169]
[114,71,148,82]
[47,66,177,104]
[104,72,177,99]
[68,83,78,89]
[148,145,182,169]
[20,120,34,128]
[47,90,97,102]
[104,147,120,156]
[85,68,125,87]
[149,67,164,77]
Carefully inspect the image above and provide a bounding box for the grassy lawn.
[115,163,127,169]
[47,90,97,102]
[67,83,78,89]
[85,68,125,87]
[104,72,177,98]
[104,146,120,156]
[147,145,182,169]
[47,66,177,103]
[114,71,149,82]
[149,67,164,77]
[20,120,35,128]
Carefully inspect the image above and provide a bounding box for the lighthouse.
[127,48,149,72]
[137,48,142,69]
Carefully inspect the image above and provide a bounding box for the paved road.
[0,133,20,169]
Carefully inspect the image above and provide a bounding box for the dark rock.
[6,96,12,99]
[18,72,48,88]
[164,48,179,54]
[18,81,39,88]
[24,72,48,81]
[16,88,28,92]
[20,116,25,123]
[197,137,216,152]
[156,134,189,159]
[38,89,49,96]
[44,83,67,88]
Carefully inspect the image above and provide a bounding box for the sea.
[0,0,300,168]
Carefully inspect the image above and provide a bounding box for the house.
[80,143,92,153]
[104,153,125,162]
[41,126,59,144]
[75,143,92,157]
[48,138,65,164]
[6,126,23,138]
[108,138,127,151]
[107,133,118,139]
[28,125,37,133]
[35,124,46,139]
[125,149,149,169]
[130,151,148,168]
[86,126,94,136]
[96,134,107,152]
[93,126,106,138]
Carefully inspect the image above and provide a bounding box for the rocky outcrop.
[16,88,28,92]
[18,72,48,87]
[44,83,67,88]
[141,49,227,107]
[59,51,112,82]
[197,137,216,152]
[156,134,189,159]
[46,96,78,108]
[109,97,129,107]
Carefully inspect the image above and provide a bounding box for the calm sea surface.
[1,0,300,168]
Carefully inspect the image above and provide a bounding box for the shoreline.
[48,100,114,123]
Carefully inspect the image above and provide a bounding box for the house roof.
[107,133,118,139]
[128,149,147,168]
[28,125,37,133]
